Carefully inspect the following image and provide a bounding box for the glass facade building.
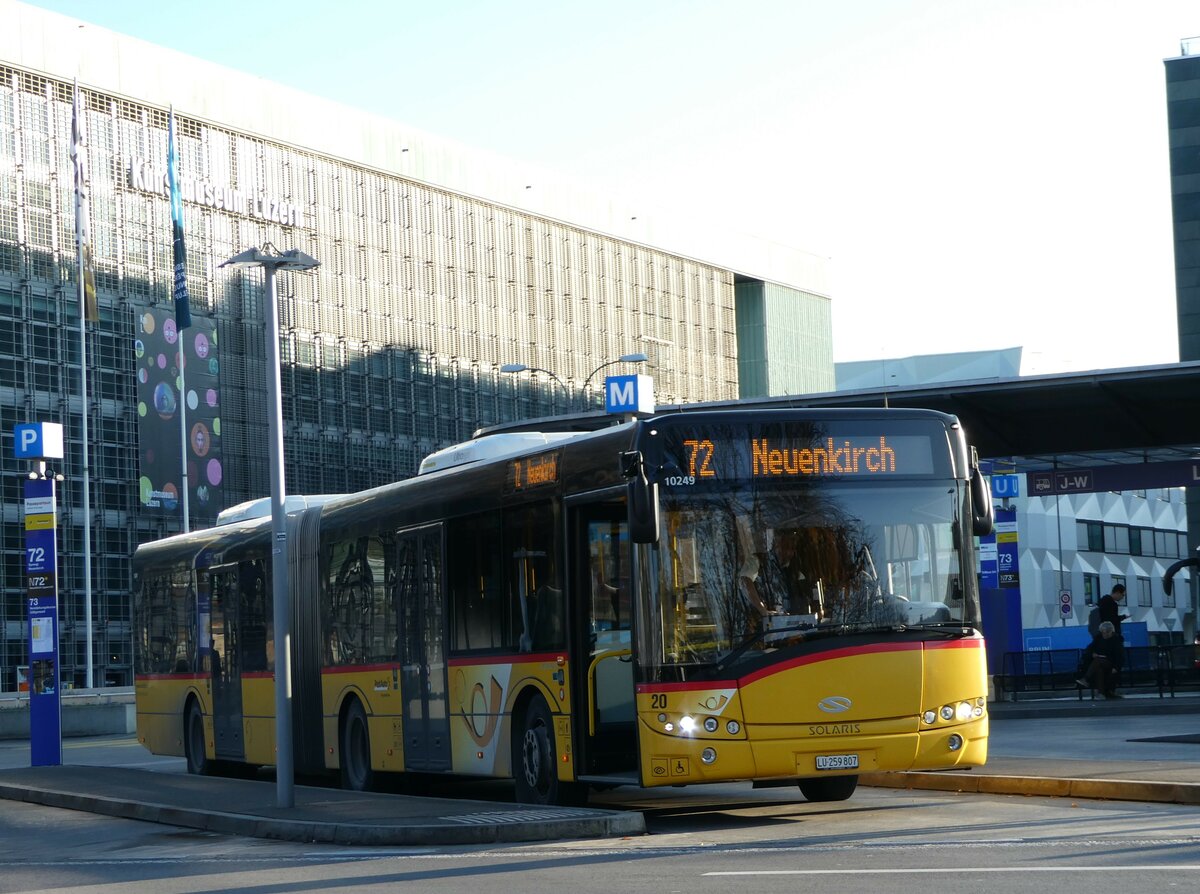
[1166,42,1200,585]
[0,2,833,690]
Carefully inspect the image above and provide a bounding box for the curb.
[0,781,646,845]
[861,771,1200,805]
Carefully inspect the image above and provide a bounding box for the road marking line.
[706,865,1200,876]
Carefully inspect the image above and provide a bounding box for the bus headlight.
[703,717,719,733]
[923,710,937,725]
[701,747,717,764]
[726,720,741,735]
[948,734,964,751]
[939,705,955,721]
[955,701,973,722]
[679,715,697,733]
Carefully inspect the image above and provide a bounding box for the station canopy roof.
[735,360,1200,472]
[483,361,1200,477]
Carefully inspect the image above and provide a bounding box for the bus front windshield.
[643,481,973,671]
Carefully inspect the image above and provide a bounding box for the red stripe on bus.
[135,673,207,682]
[634,641,938,694]
[636,679,738,694]
[243,671,273,679]
[739,641,924,686]
[448,652,565,667]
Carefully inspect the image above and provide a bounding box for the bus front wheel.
[184,700,210,776]
[340,699,375,791]
[513,695,584,806]
[799,774,858,802]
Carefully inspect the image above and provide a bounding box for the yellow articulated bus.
[133,407,994,805]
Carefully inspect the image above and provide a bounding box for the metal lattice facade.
[0,63,758,690]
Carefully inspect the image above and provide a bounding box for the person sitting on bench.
[1077,621,1123,699]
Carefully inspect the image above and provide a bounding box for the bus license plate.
[815,754,859,771]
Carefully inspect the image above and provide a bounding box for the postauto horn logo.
[818,696,853,714]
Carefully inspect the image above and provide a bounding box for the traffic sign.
[14,422,63,460]
[991,473,1020,499]
[605,374,655,415]
[1058,590,1072,617]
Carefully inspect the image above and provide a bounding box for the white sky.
[22,0,1199,374]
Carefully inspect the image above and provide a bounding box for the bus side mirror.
[970,467,994,537]
[621,451,660,545]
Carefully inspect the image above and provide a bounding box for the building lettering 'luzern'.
[128,158,302,226]
[752,436,897,476]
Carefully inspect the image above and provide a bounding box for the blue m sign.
[605,374,655,415]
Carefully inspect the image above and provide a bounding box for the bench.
[995,646,1172,701]
[1158,644,1200,696]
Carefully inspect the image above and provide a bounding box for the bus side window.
[240,560,268,672]
[324,536,394,666]
[589,519,631,648]
[447,513,503,653]
[505,501,563,652]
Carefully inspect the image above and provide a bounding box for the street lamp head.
[220,246,320,273]
[500,363,529,374]
[617,352,649,364]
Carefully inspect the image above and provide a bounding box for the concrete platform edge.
[861,771,1200,805]
[0,779,646,845]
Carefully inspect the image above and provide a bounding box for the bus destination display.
[505,450,561,494]
[653,425,940,485]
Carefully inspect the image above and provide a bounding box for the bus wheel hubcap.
[523,728,543,787]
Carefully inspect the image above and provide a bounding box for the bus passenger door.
[207,565,244,760]
[570,502,638,781]
[396,524,450,771]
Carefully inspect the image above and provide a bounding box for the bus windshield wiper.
[715,622,815,671]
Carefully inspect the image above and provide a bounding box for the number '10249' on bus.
[133,407,994,806]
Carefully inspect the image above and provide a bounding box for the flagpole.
[178,338,190,533]
[169,108,192,533]
[72,80,95,689]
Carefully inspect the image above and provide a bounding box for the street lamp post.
[499,363,569,412]
[218,245,319,809]
[501,353,649,413]
[579,353,649,410]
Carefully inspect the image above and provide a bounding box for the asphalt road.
[0,727,1198,893]
[2,779,1199,893]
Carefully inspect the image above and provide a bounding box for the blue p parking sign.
[14,422,64,460]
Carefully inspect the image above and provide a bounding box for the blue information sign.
[994,506,1019,590]
[24,476,61,767]
[978,529,998,590]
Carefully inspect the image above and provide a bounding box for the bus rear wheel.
[184,700,210,776]
[513,695,584,806]
[340,699,375,791]
[799,774,858,802]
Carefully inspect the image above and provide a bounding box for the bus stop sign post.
[16,422,65,767]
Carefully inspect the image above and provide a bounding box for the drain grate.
[447,808,596,825]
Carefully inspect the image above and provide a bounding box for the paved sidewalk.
[0,694,1195,845]
[862,692,1200,804]
[0,765,645,845]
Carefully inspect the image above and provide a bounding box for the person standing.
[1098,583,1128,638]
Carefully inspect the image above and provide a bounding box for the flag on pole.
[71,83,98,323]
[167,109,192,330]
